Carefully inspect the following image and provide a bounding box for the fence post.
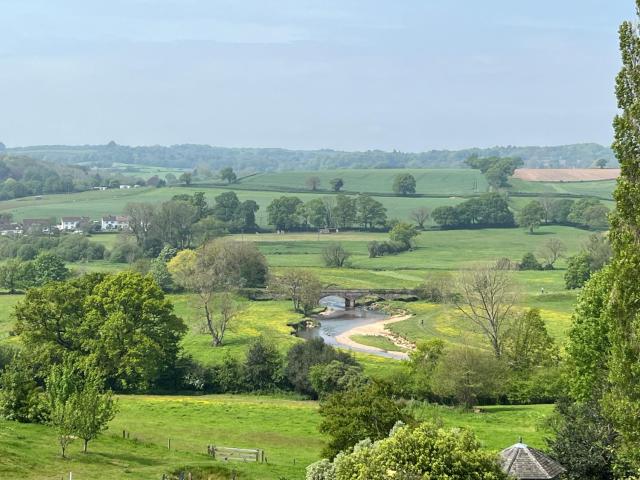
[168,438,171,450]
[122,429,125,439]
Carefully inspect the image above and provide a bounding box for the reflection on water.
[297,296,402,359]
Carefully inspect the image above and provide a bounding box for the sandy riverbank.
[334,313,413,360]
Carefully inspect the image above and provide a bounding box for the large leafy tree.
[15,272,186,391]
[355,194,387,230]
[392,173,416,195]
[267,196,303,230]
[517,200,545,233]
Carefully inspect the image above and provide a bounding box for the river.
[296,296,408,360]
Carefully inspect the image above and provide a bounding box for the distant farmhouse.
[59,216,90,231]
[101,215,130,231]
[0,222,22,236]
[22,218,54,234]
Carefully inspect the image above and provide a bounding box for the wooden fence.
[207,445,265,463]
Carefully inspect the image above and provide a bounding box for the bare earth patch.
[513,168,620,182]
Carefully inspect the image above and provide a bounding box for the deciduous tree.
[454,266,517,358]
[409,206,430,229]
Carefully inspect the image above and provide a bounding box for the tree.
[355,194,387,230]
[409,206,430,229]
[45,362,78,458]
[308,422,508,480]
[604,9,640,467]
[568,198,603,226]
[309,361,364,399]
[538,238,567,268]
[16,273,187,391]
[503,309,557,372]
[164,172,177,184]
[179,172,192,185]
[466,156,523,189]
[332,194,356,228]
[322,243,351,267]
[0,354,43,423]
[71,371,117,453]
[517,200,545,233]
[548,399,618,480]
[584,233,612,271]
[243,336,282,391]
[318,382,411,458]
[168,249,231,347]
[596,158,608,169]
[239,199,259,231]
[267,196,303,230]
[157,199,197,248]
[549,198,575,224]
[305,176,321,191]
[284,338,358,397]
[518,252,542,270]
[583,204,610,229]
[565,253,592,289]
[220,167,237,184]
[329,178,344,192]
[212,191,241,223]
[431,345,506,409]
[454,266,517,358]
[124,202,157,248]
[300,198,331,228]
[0,259,27,293]
[392,173,416,195]
[389,222,419,248]
[32,253,69,286]
[407,339,445,397]
[271,269,321,315]
[149,258,174,292]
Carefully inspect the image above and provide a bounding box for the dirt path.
[335,314,413,360]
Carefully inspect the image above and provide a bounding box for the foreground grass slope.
[0,396,552,480]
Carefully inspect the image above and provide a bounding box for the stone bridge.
[320,288,418,309]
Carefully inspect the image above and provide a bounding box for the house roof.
[23,218,51,226]
[61,216,89,222]
[500,442,565,480]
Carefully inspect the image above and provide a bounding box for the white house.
[59,216,90,231]
[101,215,130,231]
[119,184,132,189]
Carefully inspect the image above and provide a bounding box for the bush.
[416,274,453,303]
[309,360,365,398]
[565,253,592,289]
[322,243,351,268]
[285,338,359,397]
[518,252,542,270]
[243,336,282,391]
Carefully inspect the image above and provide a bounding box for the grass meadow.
[0,395,552,480]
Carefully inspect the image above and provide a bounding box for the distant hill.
[5,142,616,172]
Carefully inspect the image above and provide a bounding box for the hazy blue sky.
[0,1,632,150]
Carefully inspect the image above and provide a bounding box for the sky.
[0,1,633,151]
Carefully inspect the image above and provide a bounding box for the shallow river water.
[296,296,404,359]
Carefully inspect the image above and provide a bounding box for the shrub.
[285,338,359,397]
[518,252,542,270]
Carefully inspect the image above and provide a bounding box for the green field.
[241,168,489,195]
[0,168,616,230]
[0,395,552,480]
[0,185,464,228]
